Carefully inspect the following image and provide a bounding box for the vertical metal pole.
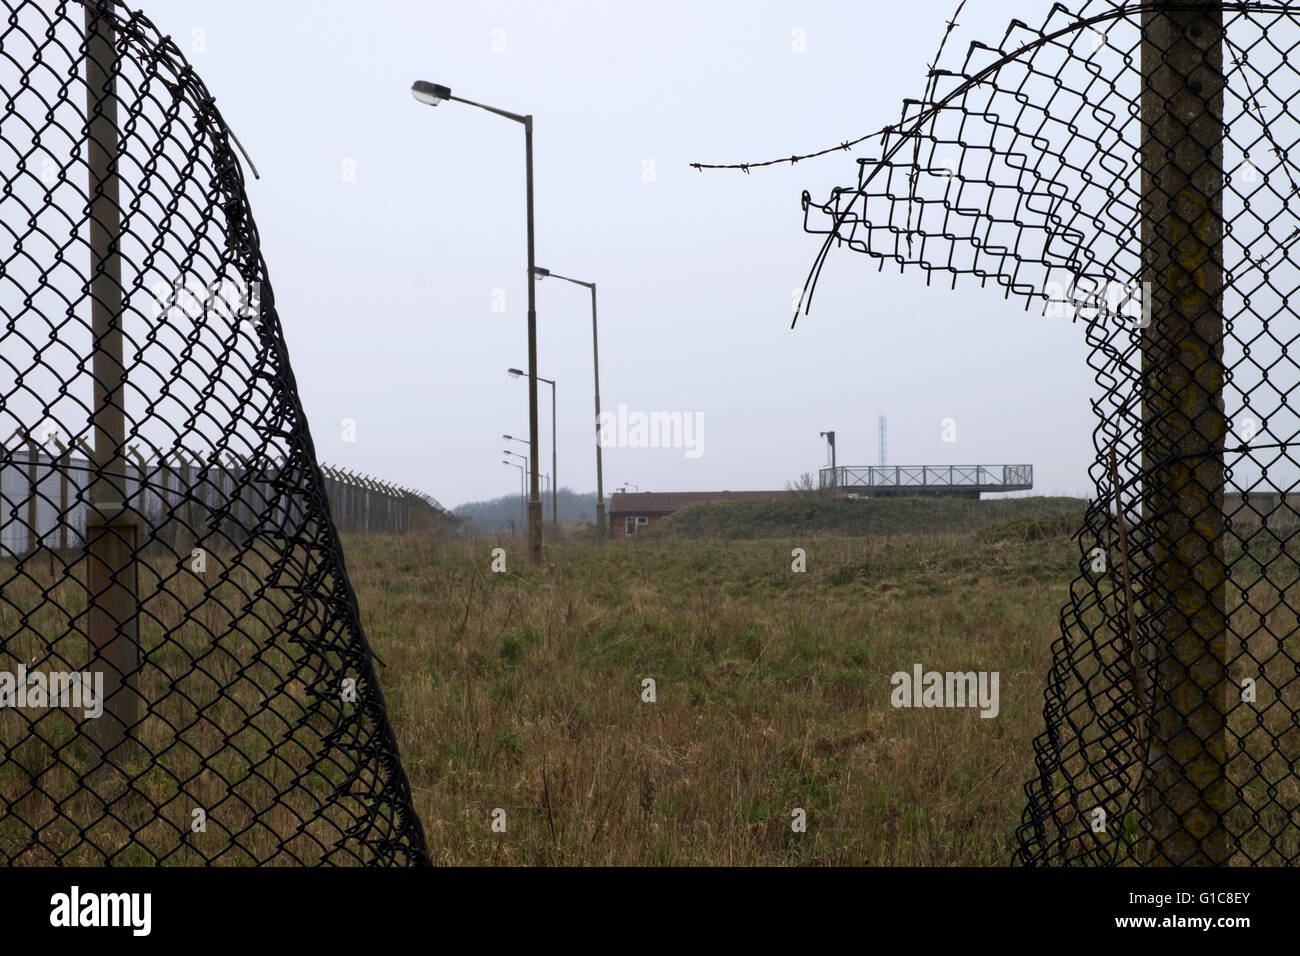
[551,379,557,527]
[161,454,175,551]
[58,440,70,554]
[591,284,606,544]
[84,1,139,753]
[25,432,39,557]
[524,116,542,563]
[1140,0,1229,866]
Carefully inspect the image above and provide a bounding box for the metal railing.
[819,464,1034,494]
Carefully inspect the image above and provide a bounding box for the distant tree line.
[451,489,611,532]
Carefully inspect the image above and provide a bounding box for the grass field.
[5,494,1296,865]
[347,499,1089,865]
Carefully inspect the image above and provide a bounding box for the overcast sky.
[148,0,1100,510]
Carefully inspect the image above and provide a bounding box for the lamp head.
[507,368,525,379]
[411,81,452,107]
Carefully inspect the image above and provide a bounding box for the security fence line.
[1,434,448,559]
[318,463,450,535]
[1,0,428,865]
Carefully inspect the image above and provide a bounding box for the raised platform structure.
[819,464,1034,498]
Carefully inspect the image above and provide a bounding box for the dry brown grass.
[4,513,1295,865]
[1,537,400,865]
[350,527,1074,865]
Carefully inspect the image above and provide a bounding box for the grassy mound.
[659,495,1089,540]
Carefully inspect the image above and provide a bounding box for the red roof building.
[607,490,795,539]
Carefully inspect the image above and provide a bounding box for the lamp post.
[502,459,525,527]
[504,448,529,474]
[504,433,529,467]
[534,267,606,543]
[413,80,542,564]
[509,368,556,529]
[820,430,837,489]
[504,447,530,522]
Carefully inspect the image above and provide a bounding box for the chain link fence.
[1,439,450,558]
[792,0,1299,864]
[1,0,428,864]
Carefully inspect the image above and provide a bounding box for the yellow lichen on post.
[1140,1,1230,866]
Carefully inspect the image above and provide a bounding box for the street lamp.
[533,266,606,544]
[504,448,529,528]
[413,79,543,564]
[509,367,557,529]
[504,433,529,456]
[502,459,525,527]
[821,430,836,489]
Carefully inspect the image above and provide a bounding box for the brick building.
[608,490,795,539]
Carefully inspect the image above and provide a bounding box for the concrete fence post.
[84,0,140,755]
[1140,0,1229,866]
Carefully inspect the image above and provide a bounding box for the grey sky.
[154,0,1098,510]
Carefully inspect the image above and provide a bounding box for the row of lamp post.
[411,80,608,559]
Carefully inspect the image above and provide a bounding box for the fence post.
[84,0,140,755]
[24,430,39,556]
[272,455,285,531]
[343,469,351,530]
[326,465,336,527]
[1140,0,1229,866]
[228,453,248,540]
[176,448,199,553]
[363,474,372,532]
[54,435,70,554]
[372,476,380,531]
[336,467,346,531]
[161,449,178,552]
[128,444,149,545]
[338,467,351,531]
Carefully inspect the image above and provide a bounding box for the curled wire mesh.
[799,0,1299,865]
[0,0,429,864]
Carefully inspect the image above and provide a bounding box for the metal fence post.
[24,430,39,556]
[84,1,140,756]
[1140,0,1229,866]
[54,435,70,554]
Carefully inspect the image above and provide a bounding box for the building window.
[625,515,648,537]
